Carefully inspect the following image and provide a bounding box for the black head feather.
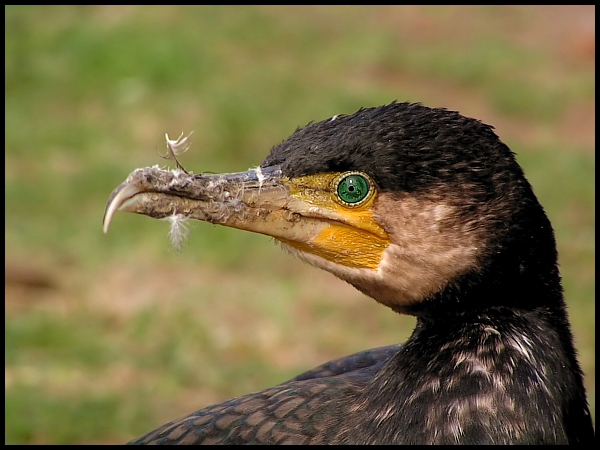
[264,102,561,312]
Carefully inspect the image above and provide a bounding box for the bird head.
[103,102,560,316]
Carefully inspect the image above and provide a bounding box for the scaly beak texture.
[104,166,390,270]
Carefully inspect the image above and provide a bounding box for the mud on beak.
[103,166,332,244]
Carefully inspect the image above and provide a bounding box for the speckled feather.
[129,345,401,444]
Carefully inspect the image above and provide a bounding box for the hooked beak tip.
[102,182,143,234]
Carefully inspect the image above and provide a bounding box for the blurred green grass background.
[5,5,594,443]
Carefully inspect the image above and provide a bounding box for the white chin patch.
[276,240,478,312]
[276,241,398,305]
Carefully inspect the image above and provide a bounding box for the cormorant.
[103,102,594,444]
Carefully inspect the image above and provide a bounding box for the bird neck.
[352,306,593,444]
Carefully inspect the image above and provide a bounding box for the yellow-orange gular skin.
[280,173,390,270]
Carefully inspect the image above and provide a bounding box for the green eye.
[336,172,372,206]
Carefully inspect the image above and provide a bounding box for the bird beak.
[103,165,334,245]
[104,163,391,272]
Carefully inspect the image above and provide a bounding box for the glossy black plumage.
[127,102,594,444]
